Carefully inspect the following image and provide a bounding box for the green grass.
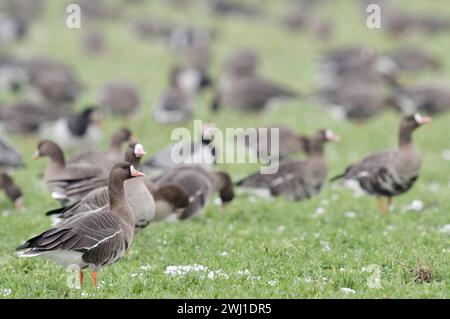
[1,0,450,298]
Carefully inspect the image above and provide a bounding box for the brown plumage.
[237,129,339,201]
[330,114,431,212]
[33,140,107,206]
[17,162,144,287]
[0,171,23,209]
[96,81,140,116]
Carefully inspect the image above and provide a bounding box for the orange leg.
[91,272,98,287]
[79,271,84,287]
[387,197,393,210]
[377,197,387,214]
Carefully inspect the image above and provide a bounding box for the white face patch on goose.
[414,113,423,124]
[130,165,145,177]
[134,144,146,157]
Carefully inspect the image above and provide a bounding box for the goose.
[0,136,23,169]
[235,125,310,162]
[39,107,102,151]
[237,129,339,201]
[32,140,108,206]
[213,49,297,112]
[68,127,133,171]
[383,46,442,73]
[96,81,140,117]
[154,165,234,220]
[16,162,144,287]
[141,122,217,174]
[330,114,431,213]
[46,143,190,229]
[0,171,23,209]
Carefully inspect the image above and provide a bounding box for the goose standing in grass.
[237,129,340,201]
[141,122,217,174]
[96,81,140,117]
[0,171,23,209]
[0,136,23,169]
[33,140,107,206]
[154,165,234,220]
[68,127,133,171]
[16,162,144,287]
[330,114,431,213]
[213,48,298,112]
[39,107,102,151]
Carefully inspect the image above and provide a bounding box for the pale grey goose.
[0,136,23,169]
[237,129,340,201]
[16,162,144,287]
[330,114,431,213]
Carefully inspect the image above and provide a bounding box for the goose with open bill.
[330,114,431,213]
[16,162,145,287]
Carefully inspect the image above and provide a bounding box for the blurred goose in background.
[213,48,298,112]
[81,29,106,55]
[0,136,23,169]
[208,0,264,18]
[0,171,23,209]
[388,81,450,115]
[24,57,82,105]
[154,165,234,220]
[142,122,217,173]
[331,114,431,213]
[235,125,310,162]
[96,81,140,117]
[0,55,29,93]
[237,129,340,201]
[39,107,102,151]
[17,162,144,287]
[68,127,133,170]
[383,46,442,73]
[33,140,108,206]
[129,18,174,41]
[153,65,200,123]
[0,100,63,135]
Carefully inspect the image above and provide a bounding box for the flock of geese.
[0,0,447,287]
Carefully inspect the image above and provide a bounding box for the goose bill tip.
[130,165,145,177]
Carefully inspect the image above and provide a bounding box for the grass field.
[1,0,450,298]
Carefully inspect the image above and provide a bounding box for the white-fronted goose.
[0,171,23,209]
[16,162,144,287]
[142,122,217,173]
[0,136,23,169]
[153,86,194,124]
[209,0,264,18]
[81,29,106,55]
[214,49,298,112]
[330,114,431,213]
[33,140,107,205]
[384,46,442,73]
[68,127,132,171]
[388,82,450,115]
[235,125,309,162]
[96,81,140,117]
[237,129,339,201]
[39,107,102,151]
[154,165,234,220]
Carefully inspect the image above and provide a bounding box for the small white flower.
[220,251,228,257]
[164,264,208,276]
[2,288,12,296]
[404,200,424,212]
[2,210,10,217]
[442,150,450,161]
[312,207,326,218]
[267,280,278,286]
[139,264,152,271]
[81,292,89,297]
[131,273,138,278]
[320,240,331,252]
[214,198,222,206]
[345,211,356,218]
[276,225,286,233]
[439,224,450,234]
[340,287,356,295]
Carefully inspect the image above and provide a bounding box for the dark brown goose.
[330,114,431,213]
[67,127,133,170]
[16,162,144,287]
[96,81,140,117]
[384,46,442,73]
[32,140,107,206]
[237,129,339,201]
[154,165,234,220]
[0,171,23,209]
